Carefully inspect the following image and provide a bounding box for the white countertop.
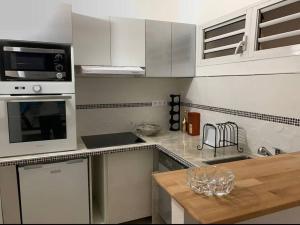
[141,131,253,166]
[0,131,253,167]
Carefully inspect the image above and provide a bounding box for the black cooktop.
[82,132,146,149]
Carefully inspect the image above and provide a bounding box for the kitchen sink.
[204,156,253,165]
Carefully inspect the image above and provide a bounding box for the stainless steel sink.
[204,156,252,165]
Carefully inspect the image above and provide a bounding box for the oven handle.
[0,95,72,101]
[3,46,65,54]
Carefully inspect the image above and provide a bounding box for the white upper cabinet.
[73,14,111,66]
[250,0,300,59]
[172,23,196,77]
[198,9,252,67]
[110,17,145,67]
[0,0,72,44]
[146,20,172,77]
[146,20,196,77]
[197,0,300,76]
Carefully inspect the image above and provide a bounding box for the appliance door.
[158,152,188,224]
[0,94,77,158]
[0,44,71,82]
[18,159,90,224]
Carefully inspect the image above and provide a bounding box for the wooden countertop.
[153,152,300,224]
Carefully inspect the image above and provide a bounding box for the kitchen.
[0,0,300,224]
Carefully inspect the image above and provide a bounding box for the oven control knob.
[33,85,42,93]
[55,64,64,72]
[54,54,63,62]
[56,73,63,79]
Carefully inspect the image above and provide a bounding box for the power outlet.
[152,100,168,107]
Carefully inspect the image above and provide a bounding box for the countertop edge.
[0,138,196,168]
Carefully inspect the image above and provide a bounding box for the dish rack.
[197,122,242,157]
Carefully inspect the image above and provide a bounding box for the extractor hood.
[79,66,145,76]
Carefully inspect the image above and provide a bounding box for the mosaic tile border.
[0,144,194,168]
[182,102,300,127]
[0,144,156,167]
[76,102,152,110]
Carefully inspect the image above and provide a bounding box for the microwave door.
[2,45,69,81]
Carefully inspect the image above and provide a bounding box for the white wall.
[62,0,262,24]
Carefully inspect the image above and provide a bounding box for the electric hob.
[81,132,146,149]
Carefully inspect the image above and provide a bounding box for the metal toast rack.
[197,122,242,157]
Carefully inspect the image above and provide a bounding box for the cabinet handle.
[23,165,43,170]
[235,35,247,55]
[50,169,62,174]
[66,159,84,165]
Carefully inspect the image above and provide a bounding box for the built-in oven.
[0,40,74,94]
[0,94,77,158]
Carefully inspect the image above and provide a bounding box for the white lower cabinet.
[92,150,154,224]
[18,159,90,224]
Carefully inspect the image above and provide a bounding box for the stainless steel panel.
[146,20,172,77]
[0,95,72,101]
[3,47,65,54]
[5,71,66,80]
[172,23,196,77]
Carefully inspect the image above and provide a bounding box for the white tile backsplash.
[75,77,182,136]
[181,74,300,155]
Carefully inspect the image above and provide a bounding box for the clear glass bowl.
[187,166,235,197]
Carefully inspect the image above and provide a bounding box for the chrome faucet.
[257,147,273,156]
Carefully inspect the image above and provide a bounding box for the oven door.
[0,94,77,158]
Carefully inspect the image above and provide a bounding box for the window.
[257,0,300,51]
[203,16,247,59]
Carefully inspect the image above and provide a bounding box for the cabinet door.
[146,20,172,77]
[0,0,72,43]
[250,0,300,60]
[198,9,252,67]
[172,23,196,77]
[0,166,21,224]
[111,17,145,67]
[73,14,111,66]
[106,150,153,224]
[19,159,90,224]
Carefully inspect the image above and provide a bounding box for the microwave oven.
[0,94,77,158]
[0,40,75,94]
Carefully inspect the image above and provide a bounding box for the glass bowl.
[187,166,235,197]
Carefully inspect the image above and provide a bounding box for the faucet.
[257,147,273,156]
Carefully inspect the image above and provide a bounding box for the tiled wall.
[180,74,300,154]
[75,77,182,136]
